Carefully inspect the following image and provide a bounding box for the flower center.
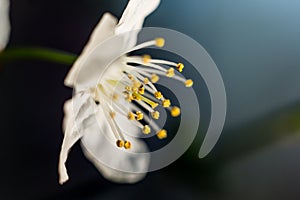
[91,38,193,149]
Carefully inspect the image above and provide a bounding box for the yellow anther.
[128,74,134,81]
[171,106,181,117]
[132,81,141,88]
[151,74,160,83]
[142,125,151,134]
[112,94,119,101]
[154,91,163,99]
[116,140,124,148]
[124,141,131,149]
[166,68,175,77]
[138,86,145,94]
[128,112,135,120]
[155,38,165,47]
[143,78,150,84]
[142,55,151,64]
[151,111,160,119]
[132,87,139,93]
[136,111,144,121]
[125,86,131,91]
[177,63,184,72]
[162,99,171,108]
[110,112,116,119]
[185,79,194,87]
[157,129,167,139]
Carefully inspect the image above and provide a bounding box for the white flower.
[59,0,193,185]
[0,0,10,50]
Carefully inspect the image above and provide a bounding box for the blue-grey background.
[1,0,300,199]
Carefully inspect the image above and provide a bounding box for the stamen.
[142,91,160,102]
[128,112,135,120]
[162,99,171,108]
[127,74,135,81]
[125,86,131,91]
[129,103,161,133]
[128,37,165,53]
[185,79,194,87]
[129,41,156,52]
[157,129,167,139]
[116,140,125,148]
[130,70,159,92]
[149,59,178,66]
[171,106,181,117]
[151,111,160,119]
[126,57,167,72]
[110,111,116,119]
[112,94,119,101]
[143,78,150,84]
[177,63,184,72]
[142,55,151,64]
[100,104,125,145]
[124,141,131,149]
[151,74,160,83]
[155,38,165,47]
[142,125,151,134]
[132,81,141,88]
[132,86,138,93]
[138,85,145,94]
[136,67,193,87]
[154,91,163,100]
[166,68,175,77]
[136,111,144,121]
[150,59,184,72]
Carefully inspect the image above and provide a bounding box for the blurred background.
[1,0,300,199]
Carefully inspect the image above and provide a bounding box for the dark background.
[1,0,300,199]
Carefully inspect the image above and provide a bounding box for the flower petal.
[59,93,97,184]
[58,118,81,185]
[115,0,160,49]
[65,13,118,87]
[80,107,150,183]
[0,0,10,50]
[116,0,160,34]
[117,0,160,32]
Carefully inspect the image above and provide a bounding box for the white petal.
[58,93,97,184]
[0,0,10,50]
[80,107,150,183]
[115,0,160,50]
[65,13,118,87]
[62,99,73,132]
[116,0,160,34]
[58,119,81,184]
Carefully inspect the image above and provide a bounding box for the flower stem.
[0,46,77,65]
